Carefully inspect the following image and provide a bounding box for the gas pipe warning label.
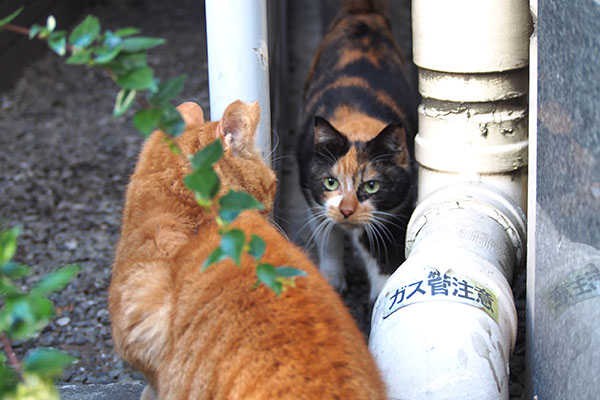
[383,268,499,322]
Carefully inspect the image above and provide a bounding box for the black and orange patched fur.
[297,0,417,301]
[109,101,388,399]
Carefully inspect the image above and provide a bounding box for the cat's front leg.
[315,223,348,293]
[141,385,158,400]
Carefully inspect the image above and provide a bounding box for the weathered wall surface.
[529,0,600,398]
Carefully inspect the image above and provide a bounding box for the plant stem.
[2,23,29,36]
[1,333,22,377]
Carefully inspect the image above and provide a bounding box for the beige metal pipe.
[369,1,532,398]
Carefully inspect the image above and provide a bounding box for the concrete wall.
[528,0,600,398]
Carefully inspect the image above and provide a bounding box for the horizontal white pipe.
[205,0,272,162]
[417,168,528,217]
[370,184,525,400]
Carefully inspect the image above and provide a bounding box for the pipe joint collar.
[407,182,527,277]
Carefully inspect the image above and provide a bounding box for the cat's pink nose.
[340,207,355,218]
[339,194,358,218]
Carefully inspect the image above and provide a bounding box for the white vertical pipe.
[370,0,531,399]
[205,0,272,163]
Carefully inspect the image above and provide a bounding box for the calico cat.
[109,101,387,399]
[297,0,417,302]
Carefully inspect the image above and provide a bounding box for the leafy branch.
[0,10,306,292]
[0,227,80,399]
[188,140,306,295]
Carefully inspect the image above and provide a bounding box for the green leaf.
[162,137,181,156]
[256,263,281,295]
[113,88,137,117]
[46,16,56,32]
[248,235,265,260]
[66,49,92,65]
[150,75,186,105]
[0,352,19,397]
[32,265,79,296]
[47,31,66,56]
[114,27,141,37]
[190,139,223,170]
[218,191,264,223]
[29,24,43,39]
[93,45,122,64]
[105,52,147,75]
[0,226,21,265]
[103,30,122,48]
[276,266,307,278]
[158,104,185,137]
[23,348,77,380]
[116,66,155,90]
[120,37,165,53]
[1,295,53,340]
[220,229,245,266]
[133,108,162,137]
[68,15,100,48]
[0,276,23,296]
[0,7,23,28]
[184,169,220,206]
[0,261,30,278]
[201,247,226,270]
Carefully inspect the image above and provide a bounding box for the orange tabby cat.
[108,101,387,399]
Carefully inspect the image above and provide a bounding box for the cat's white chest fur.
[351,231,390,302]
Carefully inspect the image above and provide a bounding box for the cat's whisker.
[295,205,326,235]
[366,154,395,168]
[371,217,395,245]
[371,210,409,229]
[363,223,379,257]
[322,219,336,247]
[265,128,280,161]
[268,217,290,240]
[366,220,391,265]
[306,213,333,248]
[270,154,294,164]
[315,148,338,165]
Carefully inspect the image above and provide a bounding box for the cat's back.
[299,1,416,165]
[306,6,411,106]
[156,211,387,400]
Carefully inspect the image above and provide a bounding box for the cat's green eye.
[363,180,380,194]
[323,177,339,191]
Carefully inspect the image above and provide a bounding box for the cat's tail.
[340,0,388,14]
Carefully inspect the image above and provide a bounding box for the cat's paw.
[141,385,158,400]
[320,267,348,294]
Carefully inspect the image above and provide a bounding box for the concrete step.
[58,382,144,400]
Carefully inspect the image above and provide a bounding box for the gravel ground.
[0,0,208,385]
[0,0,525,397]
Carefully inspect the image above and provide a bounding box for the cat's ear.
[367,123,408,166]
[218,100,261,157]
[313,116,348,149]
[176,102,205,126]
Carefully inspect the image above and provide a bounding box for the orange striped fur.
[109,101,388,399]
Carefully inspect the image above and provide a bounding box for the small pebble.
[64,239,78,250]
[56,316,71,327]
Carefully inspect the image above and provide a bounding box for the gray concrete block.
[58,382,145,400]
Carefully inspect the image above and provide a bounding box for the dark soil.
[0,0,525,397]
[0,0,208,385]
